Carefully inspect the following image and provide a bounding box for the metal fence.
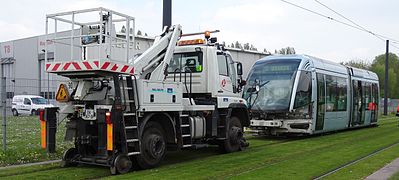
[381,98,399,114]
[2,77,68,110]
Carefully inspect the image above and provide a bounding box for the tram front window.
[244,59,301,111]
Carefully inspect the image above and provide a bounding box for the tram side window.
[336,77,347,111]
[372,83,379,109]
[294,71,312,108]
[364,82,372,110]
[326,75,337,112]
[325,75,348,112]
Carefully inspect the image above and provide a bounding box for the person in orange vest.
[368,102,376,111]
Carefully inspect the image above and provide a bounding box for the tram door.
[351,80,365,126]
[316,74,325,131]
[370,83,378,123]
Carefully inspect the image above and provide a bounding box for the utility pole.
[384,40,389,115]
[162,0,172,29]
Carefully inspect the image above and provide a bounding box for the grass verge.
[0,116,397,180]
[0,116,72,166]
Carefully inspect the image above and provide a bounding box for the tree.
[221,41,226,46]
[369,53,399,98]
[341,59,370,69]
[250,44,257,51]
[234,41,242,49]
[243,43,250,50]
[137,30,142,36]
[120,25,126,33]
[231,43,234,48]
[276,47,296,54]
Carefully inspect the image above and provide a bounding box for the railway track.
[313,140,399,180]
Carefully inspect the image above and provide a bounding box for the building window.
[40,92,55,99]
[6,92,14,99]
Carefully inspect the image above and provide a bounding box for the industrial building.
[0,32,268,107]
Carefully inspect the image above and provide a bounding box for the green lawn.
[0,116,72,166]
[0,116,398,179]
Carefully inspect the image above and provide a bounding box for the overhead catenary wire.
[279,0,399,50]
[314,0,399,45]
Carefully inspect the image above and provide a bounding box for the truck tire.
[12,109,18,116]
[110,154,132,174]
[60,148,78,167]
[136,121,166,169]
[220,116,244,153]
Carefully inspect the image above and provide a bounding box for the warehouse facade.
[0,33,268,107]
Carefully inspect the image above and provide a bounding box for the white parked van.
[12,95,55,116]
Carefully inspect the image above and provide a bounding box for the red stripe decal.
[63,62,71,70]
[82,61,92,70]
[101,62,110,69]
[93,61,99,67]
[51,63,61,71]
[46,64,50,71]
[111,64,118,71]
[72,62,81,70]
[121,65,129,72]
[130,67,134,74]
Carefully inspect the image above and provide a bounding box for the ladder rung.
[124,100,135,103]
[126,139,139,143]
[128,152,140,156]
[181,124,190,128]
[124,113,136,116]
[180,114,189,117]
[125,126,137,129]
[182,145,192,148]
[182,134,191,137]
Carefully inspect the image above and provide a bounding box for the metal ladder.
[180,113,192,148]
[216,110,228,140]
[121,75,141,156]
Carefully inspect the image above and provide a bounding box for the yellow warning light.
[178,39,205,46]
[205,31,211,39]
[56,84,70,102]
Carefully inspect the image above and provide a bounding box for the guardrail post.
[2,77,6,151]
[45,107,58,153]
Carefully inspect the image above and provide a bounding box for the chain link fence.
[1,77,68,113]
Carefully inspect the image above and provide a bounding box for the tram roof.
[255,54,378,81]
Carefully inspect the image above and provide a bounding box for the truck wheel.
[220,116,244,153]
[136,121,166,169]
[61,148,78,167]
[12,109,18,116]
[111,154,132,174]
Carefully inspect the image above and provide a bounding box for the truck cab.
[166,37,246,108]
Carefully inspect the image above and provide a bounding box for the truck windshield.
[167,51,203,73]
[243,59,301,111]
[31,98,48,105]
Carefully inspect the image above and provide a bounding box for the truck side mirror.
[237,63,243,76]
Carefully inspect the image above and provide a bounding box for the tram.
[244,55,379,135]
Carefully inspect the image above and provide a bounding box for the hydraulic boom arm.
[132,24,182,81]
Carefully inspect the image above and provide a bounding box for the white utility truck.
[42,8,249,174]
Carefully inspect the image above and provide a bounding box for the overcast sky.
[0,0,398,63]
